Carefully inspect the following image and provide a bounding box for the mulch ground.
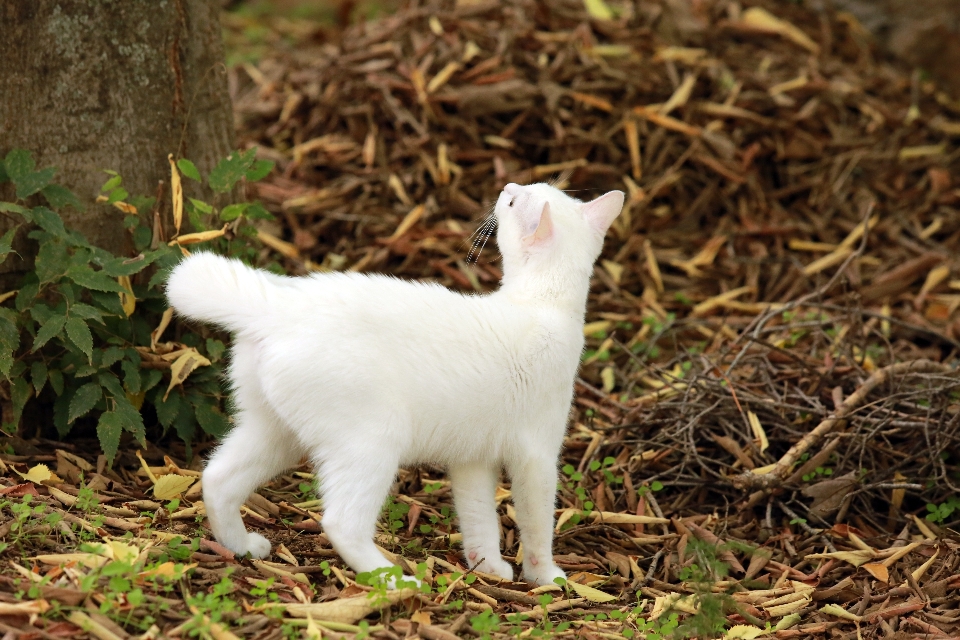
[3,0,960,638]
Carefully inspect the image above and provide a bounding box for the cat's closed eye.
[509,198,515,206]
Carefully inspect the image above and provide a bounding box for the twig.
[732,359,950,492]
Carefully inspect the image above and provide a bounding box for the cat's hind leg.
[449,462,514,581]
[203,404,304,558]
[314,446,415,586]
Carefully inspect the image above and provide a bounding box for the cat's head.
[495,182,624,280]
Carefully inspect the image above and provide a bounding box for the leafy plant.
[925,495,960,524]
[0,148,274,461]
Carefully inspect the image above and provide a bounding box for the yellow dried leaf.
[16,463,63,485]
[582,0,614,20]
[34,553,109,569]
[589,512,668,525]
[168,154,183,235]
[602,260,624,285]
[583,320,612,336]
[692,286,754,316]
[257,229,300,259]
[879,541,920,567]
[642,240,663,294]
[655,46,707,64]
[742,7,820,54]
[164,349,211,400]
[427,62,460,93]
[411,610,432,625]
[763,596,810,617]
[660,74,697,115]
[600,366,615,393]
[105,540,139,564]
[389,204,425,241]
[774,614,801,631]
[285,589,418,623]
[0,600,51,616]
[805,549,873,567]
[566,581,617,603]
[112,201,138,214]
[819,603,861,621]
[751,463,777,475]
[154,474,196,500]
[151,308,174,353]
[118,275,135,317]
[170,224,229,246]
[555,508,580,532]
[862,562,889,582]
[570,91,614,112]
[919,264,951,298]
[747,411,769,452]
[899,144,946,160]
[724,625,766,639]
[911,546,939,582]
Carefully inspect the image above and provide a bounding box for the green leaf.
[0,348,12,378]
[69,303,105,323]
[208,148,256,193]
[0,162,7,183]
[97,411,124,465]
[98,372,125,399]
[16,167,57,199]
[244,202,274,221]
[205,339,226,362]
[34,238,70,284]
[177,159,202,182]
[195,401,229,437]
[10,377,31,426]
[31,206,71,240]
[100,174,122,193]
[107,187,129,204]
[142,369,163,394]
[220,203,248,222]
[245,159,274,182]
[69,382,102,423]
[100,250,162,277]
[154,387,181,429]
[5,149,57,199]
[65,266,128,293]
[0,309,19,353]
[48,368,64,396]
[121,359,141,394]
[33,314,66,351]
[0,226,18,262]
[65,317,93,362]
[188,198,213,214]
[100,346,125,368]
[31,361,48,395]
[41,184,85,211]
[114,395,145,445]
[0,202,28,215]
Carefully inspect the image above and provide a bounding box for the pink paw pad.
[530,554,539,566]
[468,551,478,560]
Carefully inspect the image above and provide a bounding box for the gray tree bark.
[0,0,234,256]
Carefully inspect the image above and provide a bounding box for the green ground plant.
[0,148,274,461]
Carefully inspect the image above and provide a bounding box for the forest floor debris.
[3,0,960,637]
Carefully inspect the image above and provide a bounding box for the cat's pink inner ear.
[522,202,553,246]
[582,190,625,235]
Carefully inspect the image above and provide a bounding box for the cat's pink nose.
[504,183,522,196]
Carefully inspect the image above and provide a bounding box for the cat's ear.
[521,202,553,247]
[582,191,624,235]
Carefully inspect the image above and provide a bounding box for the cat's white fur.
[166,182,623,585]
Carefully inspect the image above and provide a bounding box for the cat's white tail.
[166,252,280,332]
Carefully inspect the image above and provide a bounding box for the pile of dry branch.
[1,0,959,638]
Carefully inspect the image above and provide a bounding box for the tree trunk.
[0,0,234,257]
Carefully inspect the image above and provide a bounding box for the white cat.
[166,182,623,585]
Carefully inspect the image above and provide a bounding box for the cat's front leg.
[449,462,514,581]
[507,454,566,586]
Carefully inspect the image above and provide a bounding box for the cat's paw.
[523,562,566,587]
[241,532,272,559]
[475,557,515,581]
